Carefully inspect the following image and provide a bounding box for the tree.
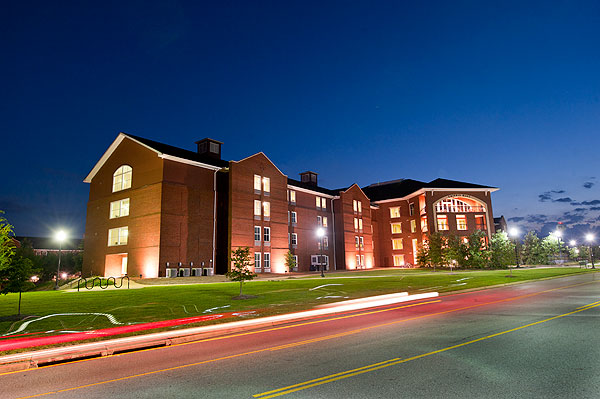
[416,243,431,268]
[284,250,297,273]
[521,231,545,265]
[444,234,468,269]
[0,257,35,316]
[226,247,257,297]
[465,230,489,268]
[489,231,516,268]
[0,212,16,270]
[428,233,445,268]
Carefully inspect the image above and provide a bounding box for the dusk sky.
[2,1,600,241]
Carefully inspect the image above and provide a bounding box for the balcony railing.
[435,205,486,213]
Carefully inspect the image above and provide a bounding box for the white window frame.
[262,177,270,194]
[323,236,328,249]
[392,238,403,250]
[112,165,132,193]
[255,252,261,269]
[264,227,271,242]
[393,255,405,266]
[109,198,130,219]
[358,218,363,231]
[322,216,328,227]
[391,223,402,234]
[411,219,417,233]
[389,207,401,218]
[291,211,297,224]
[254,174,262,192]
[108,226,128,246]
[359,236,364,248]
[291,233,297,246]
[264,252,271,269]
[263,201,270,218]
[316,196,321,208]
[289,190,296,203]
[321,198,327,209]
[254,226,261,242]
[317,215,322,226]
[355,236,359,248]
[254,200,261,217]
[456,215,467,231]
[358,201,362,213]
[353,200,358,212]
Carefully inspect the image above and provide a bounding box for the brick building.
[83,133,498,277]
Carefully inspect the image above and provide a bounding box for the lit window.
[358,201,362,213]
[255,252,261,269]
[393,255,405,266]
[322,217,328,227]
[411,220,417,233]
[317,216,322,225]
[321,198,327,209]
[263,202,270,218]
[353,200,358,212]
[112,165,132,193]
[392,239,403,250]
[437,215,449,231]
[456,215,467,230]
[359,236,364,248]
[290,190,296,203]
[108,227,128,246]
[391,223,402,234]
[354,218,358,231]
[361,254,364,266]
[254,200,261,216]
[316,196,321,208]
[355,236,359,248]
[254,175,261,192]
[109,198,130,219]
[291,233,297,246]
[358,219,363,231]
[293,255,298,268]
[390,207,400,218]
[323,236,328,249]
[263,177,270,193]
[475,215,486,230]
[409,203,415,216]
[254,226,261,241]
[291,211,297,224]
[356,254,361,266]
[421,217,428,232]
[264,227,270,242]
[264,253,271,268]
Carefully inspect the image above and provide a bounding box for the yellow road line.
[9,279,598,398]
[254,300,600,398]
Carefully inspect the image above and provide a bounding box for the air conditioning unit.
[191,268,202,276]
[166,268,177,278]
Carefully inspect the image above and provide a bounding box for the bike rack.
[77,275,130,292]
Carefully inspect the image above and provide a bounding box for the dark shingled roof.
[15,236,83,251]
[125,133,230,168]
[361,178,496,202]
[287,178,340,196]
[425,178,496,190]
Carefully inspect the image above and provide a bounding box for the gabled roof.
[361,178,497,202]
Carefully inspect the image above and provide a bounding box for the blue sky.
[2,1,600,242]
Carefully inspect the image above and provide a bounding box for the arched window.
[113,165,132,192]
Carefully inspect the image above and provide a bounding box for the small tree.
[416,243,431,268]
[226,247,257,297]
[489,231,515,268]
[465,230,490,268]
[428,233,445,268]
[284,250,297,273]
[0,257,35,316]
[0,212,16,270]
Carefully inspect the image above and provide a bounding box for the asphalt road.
[3,272,599,399]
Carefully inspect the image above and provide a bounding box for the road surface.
[2,272,599,398]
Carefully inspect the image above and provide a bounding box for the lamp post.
[586,233,595,269]
[509,227,520,269]
[317,227,325,277]
[54,230,67,290]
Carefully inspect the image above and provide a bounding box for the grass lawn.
[0,267,595,343]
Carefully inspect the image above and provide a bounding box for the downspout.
[212,169,218,269]
[331,198,337,270]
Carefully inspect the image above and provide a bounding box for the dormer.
[195,138,223,160]
[300,171,318,186]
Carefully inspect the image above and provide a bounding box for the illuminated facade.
[83,133,498,277]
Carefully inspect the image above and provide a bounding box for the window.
[108,227,128,246]
[393,255,405,266]
[291,233,297,246]
[263,202,270,218]
[355,236,359,248]
[324,236,328,249]
[391,223,402,234]
[110,198,130,219]
[390,207,400,218]
[254,175,261,192]
[112,165,132,192]
[209,142,220,154]
[316,196,321,208]
[353,200,358,212]
[289,190,296,203]
[358,219,363,231]
[359,236,364,248]
[321,198,327,209]
[254,200,261,217]
[317,216,322,225]
[291,211,297,224]
[264,253,271,269]
[361,255,364,266]
[264,227,270,242]
[254,226,261,241]
[421,217,428,232]
[262,177,270,194]
[358,201,362,213]
[392,238,403,250]
[293,255,298,269]
[409,203,415,216]
[354,218,358,231]
[475,215,486,231]
[255,252,261,269]
[322,216,328,227]
[356,254,361,266]
[411,220,417,233]
[437,215,449,231]
[456,215,467,230]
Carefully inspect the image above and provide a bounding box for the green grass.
[0,267,595,342]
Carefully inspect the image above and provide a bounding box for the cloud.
[527,214,547,224]
[538,190,567,202]
[590,207,600,211]
[584,182,594,189]
[508,216,525,222]
[571,200,600,206]
[553,197,573,203]
[538,193,552,202]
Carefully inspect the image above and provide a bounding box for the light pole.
[586,233,595,269]
[54,230,67,290]
[317,227,325,277]
[509,227,520,270]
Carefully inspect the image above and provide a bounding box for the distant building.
[83,133,498,278]
[15,236,83,256]
[493,216,508,233]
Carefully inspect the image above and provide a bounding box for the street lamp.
[554,230,564,264]
[569,240,576,247]
[509,227,520,269]
[316,227,325,277]
[586,233,595,269]
[54,230,67,290]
